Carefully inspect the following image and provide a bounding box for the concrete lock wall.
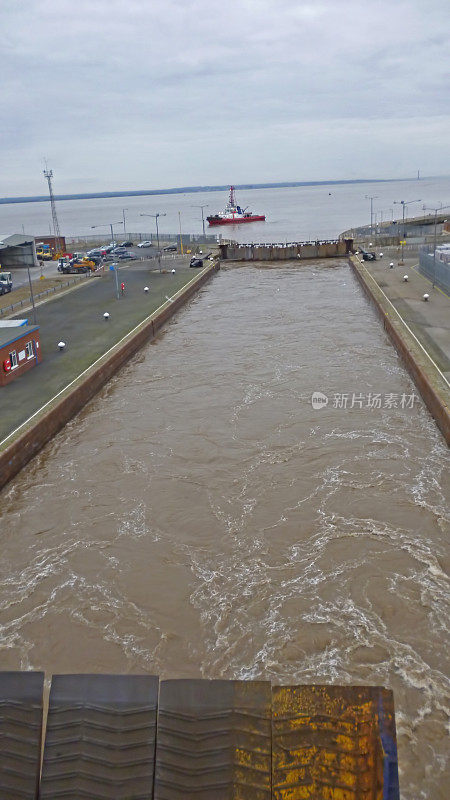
[220,240,351,262]
[0,262,219,490]
[349,256,450,446]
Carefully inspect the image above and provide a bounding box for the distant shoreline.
[0,177,422,205]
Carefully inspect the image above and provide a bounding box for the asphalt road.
[360,246,450,381]
[0,256,204,442]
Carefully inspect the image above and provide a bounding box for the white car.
[137,240,153,248]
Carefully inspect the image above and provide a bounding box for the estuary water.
[0,262,449,798]
[1,175,450,242]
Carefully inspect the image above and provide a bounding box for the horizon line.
[0,175,440,205]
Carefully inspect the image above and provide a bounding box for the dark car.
[190,257,203,268]
[119,241,134,247]
[359,248,376,261]
[163,245,177,252]
[118,252,137,260]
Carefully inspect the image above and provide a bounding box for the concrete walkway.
[362,246,450,382]
[0,257,200,443]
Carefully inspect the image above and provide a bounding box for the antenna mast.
[43,166,63,254]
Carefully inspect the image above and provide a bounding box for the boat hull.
[207,215,266,226]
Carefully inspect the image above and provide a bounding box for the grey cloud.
[1,0,449,195]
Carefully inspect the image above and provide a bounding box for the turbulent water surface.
[0,263,449,798]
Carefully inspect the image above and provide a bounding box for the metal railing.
[0,273,92,317]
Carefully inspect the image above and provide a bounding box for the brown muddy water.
[0,261,448,798]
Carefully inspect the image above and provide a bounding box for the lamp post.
[192,204,208,237]
[365,195,378,238]
[91,222,123,298]
[27,266,37,324]
[422,204,450,288]
[178,211,184,255]
[393,199,421,265]
[122,208,128,240]
[140,212,166,271]
[91,221,122,251]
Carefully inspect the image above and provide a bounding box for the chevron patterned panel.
[154,679,272,799]
[39,673,159,799]
[0,671,44,800]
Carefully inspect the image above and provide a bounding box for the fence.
[419,248,450,293]
[65,232,218,246]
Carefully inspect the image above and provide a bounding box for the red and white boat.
[206,186,265,226]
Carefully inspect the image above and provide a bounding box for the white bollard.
[403,275,408,282]
[103,312,110,320]
[58,341,66,351]
[144,286,149,293]
[389,262,394,268]
[171,269,176,274]
[379,252,383,257]
[423,293,429,301]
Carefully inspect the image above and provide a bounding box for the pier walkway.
[1,672,399,799]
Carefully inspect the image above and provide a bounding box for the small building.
[0,234,37,269]
[0,320,41,386]
[35,235,66,254]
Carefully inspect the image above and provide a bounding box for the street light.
[91,222,123,298]
[178,211,184,255]
[365,195,378,237]
[140,212,166,271]
[422,203,450,288]
[91,221,123,250]
[192,204,208,237]
[122,208,128,239]
[393,199,421,264]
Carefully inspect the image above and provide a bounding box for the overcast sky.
[1,0,449,196]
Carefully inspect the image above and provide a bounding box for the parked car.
[163,245,177,252]
[190,257,204,268]
[0,271,12,293]
[118,252,137,260]
[111,247,127,255]
[359,248,376,261]
[137,240,153,248]
[119,240,134,247]
[87,249,105,258]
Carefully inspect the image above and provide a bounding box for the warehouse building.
[0,234,37,269]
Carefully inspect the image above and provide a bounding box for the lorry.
[57,257,96,274]
[35,242,53,261]
[0,271,12,294]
